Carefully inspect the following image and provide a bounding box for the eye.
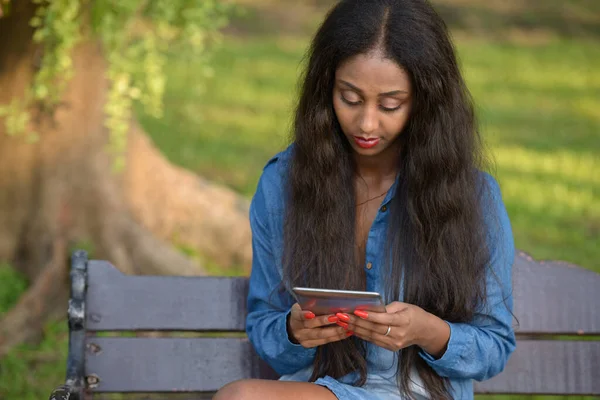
[379,99,402,112]
[379,105,402,112]
[340,91,361,106]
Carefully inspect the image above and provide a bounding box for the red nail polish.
[346,331,354,336]
[328,316,338,323]
[354,310,369,319]
[337,321,349,329]
[336,313,350,322]
[304,311,315,319]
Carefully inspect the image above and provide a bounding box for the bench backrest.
[65,250,600,396]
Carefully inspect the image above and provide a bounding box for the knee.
[213,379,257,400]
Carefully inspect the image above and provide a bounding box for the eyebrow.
[339,80,409,96]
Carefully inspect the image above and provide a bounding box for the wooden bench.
[49,249,600,399]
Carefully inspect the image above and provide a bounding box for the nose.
[359,106,378,134]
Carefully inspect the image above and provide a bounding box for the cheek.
[384,112,410,137]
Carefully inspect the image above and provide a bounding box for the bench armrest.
[49,384,82,400]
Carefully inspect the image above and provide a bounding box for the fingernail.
[337,321,349,329]
[304,311,315,319]
[328,316,338,323]
[336,313,350,322]
[346,331,354,336]
[354,310,369,319]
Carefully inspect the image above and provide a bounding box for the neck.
[353,142,400,183]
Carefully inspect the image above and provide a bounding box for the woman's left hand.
[335,302,450,357]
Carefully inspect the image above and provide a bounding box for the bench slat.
[86,261,248,331]
[86,254,600,336]
[512,252,600,335]
[474,340,600,394]
[86,338,599,394]
[85,337,276,392]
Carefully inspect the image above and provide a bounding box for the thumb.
[290,303,303,321]
[386,301,410,313]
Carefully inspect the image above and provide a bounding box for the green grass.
[0,262,27,313]
[0,265,69,400]
[2,1,600,399]
[0,321,68,400]
[460,40,600,269]
[136,35,306,196]
[140,35,600,271]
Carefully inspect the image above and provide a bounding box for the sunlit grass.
[462,40,600,157]
[137,36,302,195]
[494,147,598,267]
[140,35,600,272]
[457,40,600,270]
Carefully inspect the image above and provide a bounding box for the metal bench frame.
[49,250,600,398]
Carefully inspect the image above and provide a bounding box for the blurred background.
[0,0,598,399]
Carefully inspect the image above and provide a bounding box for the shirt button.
[366,262,373,270]
[380,205,388,212]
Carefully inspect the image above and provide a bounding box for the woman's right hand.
[287,303,353,348]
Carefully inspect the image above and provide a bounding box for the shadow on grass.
[433,0,600,40]
[225,0,600,42]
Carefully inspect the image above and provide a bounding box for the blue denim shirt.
[246,145,516,399]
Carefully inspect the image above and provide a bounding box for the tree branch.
[122,218,206,276]
[123,122,253,272]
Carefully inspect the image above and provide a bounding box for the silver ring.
[384,325,391,336]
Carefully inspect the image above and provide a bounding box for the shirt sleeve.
[245,169,317,376]
[419,173,517,381]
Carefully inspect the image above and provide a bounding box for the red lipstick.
[353,136,380,149]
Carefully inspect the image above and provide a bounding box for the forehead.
[335,51,411,92]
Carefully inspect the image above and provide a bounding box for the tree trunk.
[0,1,252,357]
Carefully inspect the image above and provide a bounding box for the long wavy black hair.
[283,0,494,398]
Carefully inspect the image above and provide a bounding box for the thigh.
[212,379,338,400]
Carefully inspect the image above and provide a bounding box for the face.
[333,50,412,158]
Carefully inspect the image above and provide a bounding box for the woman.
[214,0,515,398]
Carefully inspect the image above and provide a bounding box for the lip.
[353,136,380,149]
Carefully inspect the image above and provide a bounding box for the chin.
[351,145,383,156]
